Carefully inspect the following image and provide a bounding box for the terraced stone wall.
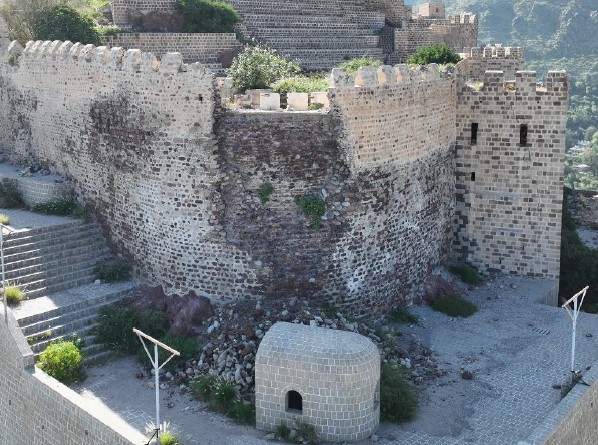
[111,0,177,27]
[454,70,568,281]
[0,306,144,445]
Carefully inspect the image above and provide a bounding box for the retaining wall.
[0,306,145,445]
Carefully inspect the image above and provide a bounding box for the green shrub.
[431,294,478,317]
[295,420,320,444]
[96,304,168,354]
[308,102,324,111]
[176,0,240,33]
[0,182,24,208]
[380,363,418,423]
[258,183,274,204]
[228,400,255,425]
[157,331,197,370]
[32,4,101,45]
[94,258,131,283]
[389,307,419,324]
[229,44,301,92]
[276,422,290,440]
[3,284,23,305]
[407,43,461,65]
[37,340,85,385]
[296,195,326,229]
[96,25,121,37]
[160,431,181,445]
[31,198,82,216]
[0,213,9,225]
[339,56,381,74]
[191,375,254,423]
[191,375,219,401]
[209,380,237,413]
[272,74,330,94]
[448,264,483,285]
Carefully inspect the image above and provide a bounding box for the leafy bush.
[176,0,240,33]
[276,422,290,440]
[229,44,301,92]
[296,195,326,229]
[32,4,101,45]
[407,43,461,65]
[96,25,121,36]
[191,375,255,423]
[4,284,23,305]
[295,420,320,444]
[0,214,9,225]
[448,264,483,285]
[94,258,131,283]
[272,74,330,94]
[431,294,478,317]
[389,307,419,324]
[37,340,85,385]
[0,182,24,208]
[380,363,418,423]
[96,304,168,354]
[258,183,274,204]
[31,198,82,216]
[339,56,381,74]
[191,375,218,401]
[209,380,237,412]
[228,400,255,425]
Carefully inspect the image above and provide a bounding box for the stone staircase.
[230,0,387,69]
[4,209,135,365]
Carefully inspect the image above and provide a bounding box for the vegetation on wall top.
[407,43,461,65]
[175,0,240,33]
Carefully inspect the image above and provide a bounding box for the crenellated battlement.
[15,39,197,76]
[330,63,447,90]
[466,69,568,96]
[464,45,524,60]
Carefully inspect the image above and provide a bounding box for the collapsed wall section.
[0,40,259,298]
[454,70,568,281]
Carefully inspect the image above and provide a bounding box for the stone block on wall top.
[286,92,309,111]
[259,92,280,111]
[247,89,273,107]
[310,92,329,109]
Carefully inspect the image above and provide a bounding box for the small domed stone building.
[255,322,380,442]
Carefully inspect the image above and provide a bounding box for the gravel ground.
[75,275,598,445]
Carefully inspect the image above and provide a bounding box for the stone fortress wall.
[0,305,145,445]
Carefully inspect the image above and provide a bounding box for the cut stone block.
[259,92,280,111]
[310,92,329,109]
[287,92,309,111]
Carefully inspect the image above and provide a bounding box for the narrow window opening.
[520,124,528,146]
[471,172,476,182]
[470,123,478,145]
[287,390,303,413]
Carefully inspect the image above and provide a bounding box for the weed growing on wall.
[339,56,381,74]
[380,363,418,423]
[296,195,326,229]
[230,44,301,92]
[258,183,274,204]
[431,295,478,317]
[94,258,131,283]
[37,340,86,385]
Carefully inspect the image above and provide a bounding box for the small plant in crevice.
[0,213,9,225]
[431,294,478,318]
[94,258,131,283]
[448,264,483,285]
[339,56,381,74]
[296,194,326,229]
[321,301,338,319]
[37,340,86,385]
[8,54,16,66]
[258,182,274,204]
[380,363,418,423]
[0,181,25,208]
[308,102,324,111]
[389,306,419,324]
[3,284,24,305]
[31,198,82,216]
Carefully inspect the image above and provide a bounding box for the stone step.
[241,14,383,30]
[21,269,103,299]
[229,0,375,15]
[29,324,96,354]
[4,251,110,283]
[4,243,111,272]
[13,281,136,326]
[2,225,104,254]
[83,348,113,366]
[260,35,380,50]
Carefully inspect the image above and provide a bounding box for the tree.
[0,0,59,45]
[32,4,101,45]
[176,0,240,33]
[407,43,461,65]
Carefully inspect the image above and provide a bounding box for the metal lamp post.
[562,286,589,380]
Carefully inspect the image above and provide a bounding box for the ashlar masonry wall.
[111,0,177,27]
[0,306,145,445]
[458,46,525,82]
[454,70,568,280]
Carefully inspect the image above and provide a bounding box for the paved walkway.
[74,276,598,445]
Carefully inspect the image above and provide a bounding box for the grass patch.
[31,198,83,216]
[339,56,381,74]
[431,294,478,317]
[258,182,274,204]
[3,284,24,305]
[37,340,86,385]
[448,264,483,285]
[272,74,330,94]
[296,194,326,229]
[380,363,418,423]
[94,258,131,282]
[276,422,290,440]
[295,420,320,444]
[191,375,255,425]
[96,304,168,354]
[389,306,419,324]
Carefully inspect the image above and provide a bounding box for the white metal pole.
[155,343,160,445]
[1,225,6,324]
[571,298,577,374]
